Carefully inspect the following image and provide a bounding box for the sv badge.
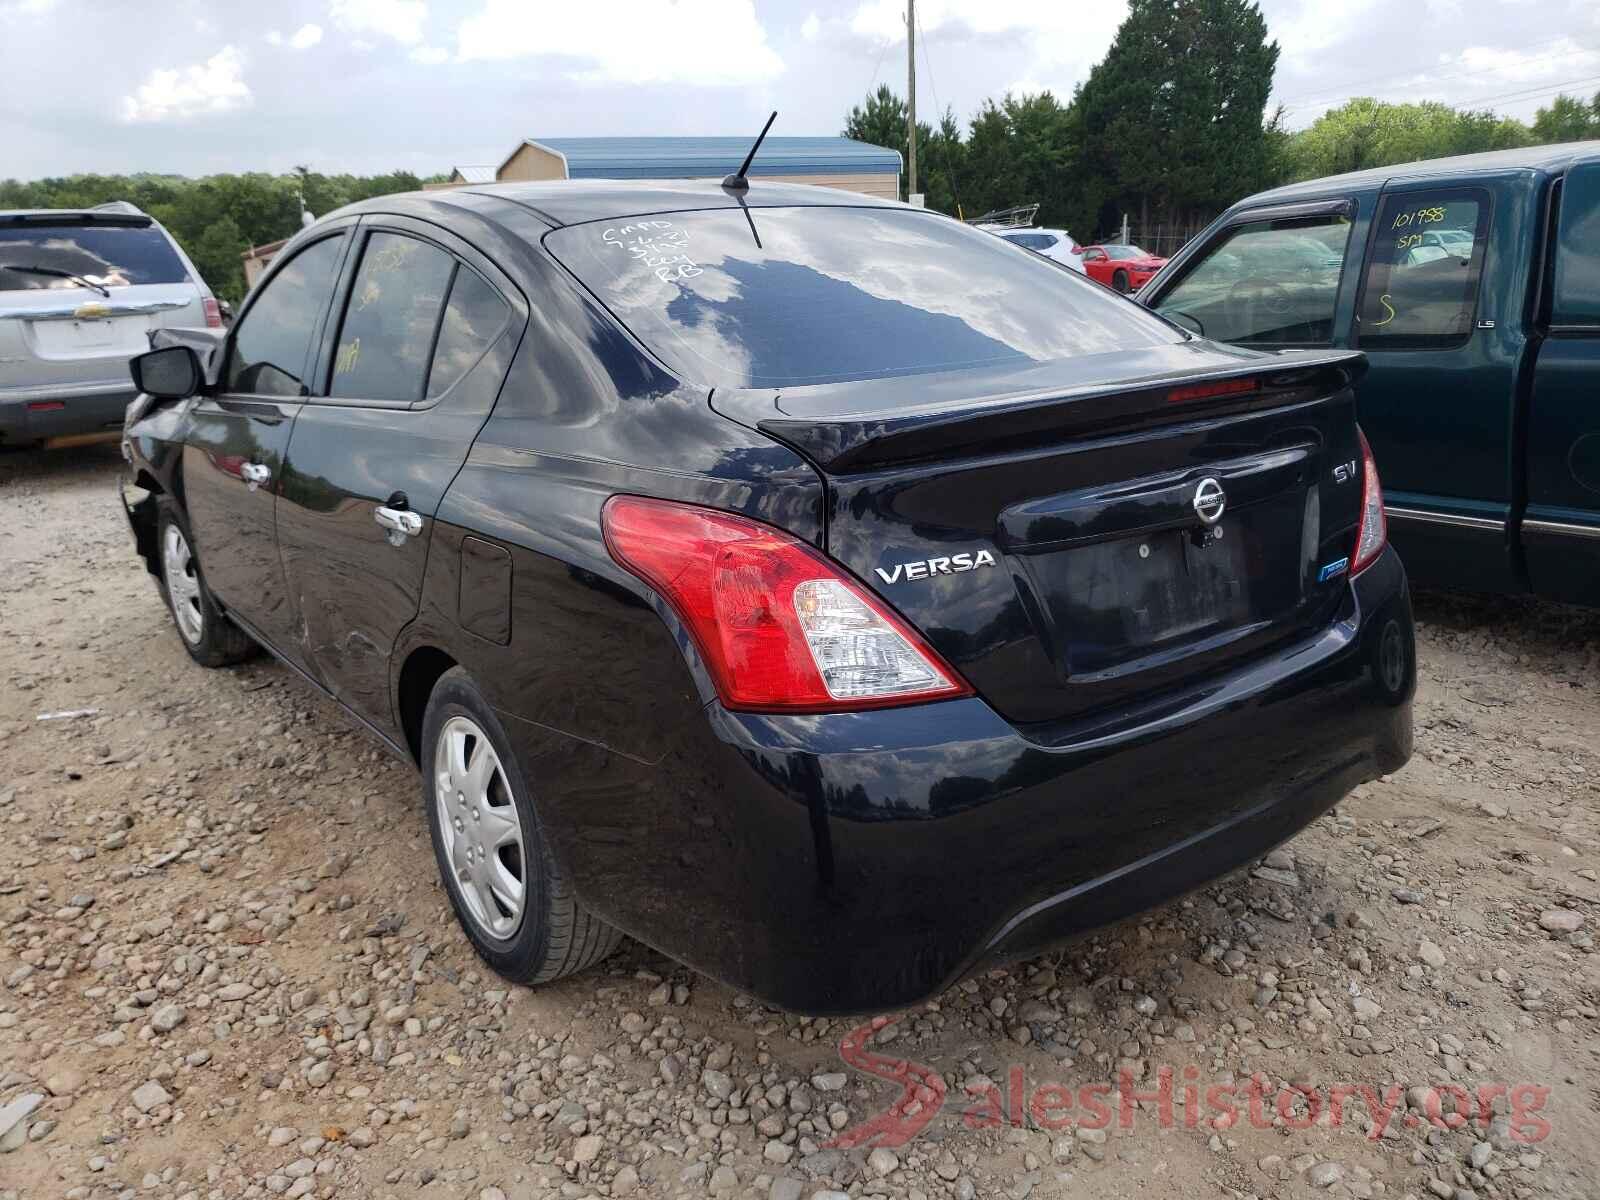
[875,549,996,585]
[1332,460,1358,484]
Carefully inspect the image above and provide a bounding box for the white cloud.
[290,23,325,50]
[1453,39,1600,86]
[410,44,449,64]
[330,0,427,46]
[454,0,783,85]
[265,29,283,45]
[119,46,252,123]
[800,12,820,41]
[839,0,1125,100]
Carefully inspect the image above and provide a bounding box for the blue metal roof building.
[496,136,902,201]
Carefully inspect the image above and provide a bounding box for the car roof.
[351,179,905,229]
[1238,139,1600,207]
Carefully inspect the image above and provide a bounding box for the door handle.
[240,462,271,490]
[375,505,424,546]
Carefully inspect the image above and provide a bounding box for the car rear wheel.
[156,501,257,667]
[421,667,622,985]
[1113,269,1130,293]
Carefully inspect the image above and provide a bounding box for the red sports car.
[1080,244,1168,293]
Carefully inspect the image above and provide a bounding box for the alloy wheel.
[434,716,527,940]
[161,523,204,645]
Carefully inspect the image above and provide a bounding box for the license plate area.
[1027,491,1310,682]
[29,315,148,358]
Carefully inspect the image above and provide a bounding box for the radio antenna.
[722,111,777,191]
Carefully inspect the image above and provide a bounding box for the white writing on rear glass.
[602,220,703,283]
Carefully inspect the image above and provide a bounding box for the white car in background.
[1,201,221,449]
[988,226,1086,273]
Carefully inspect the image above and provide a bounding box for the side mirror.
[130,345,201,400]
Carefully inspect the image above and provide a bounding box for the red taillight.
[27,400,66,412]
[203,297,223,328]
[1166,376,1258,405]
[1351,428,1387,575]
[601,496,972,713]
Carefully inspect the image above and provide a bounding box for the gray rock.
[151,1004,186,1033]
[867,1147,899,1176]
[571,1134,604,1164]
[1469,1141,1493,1169]
[0,1093,43,1154]
[1539,909,1584,934]
[702,1068,734,1100]
[1308,1162,1344,1187]
[1417,939,1448,968]
[770,1179,803,1200]
[131,1081,172,1113]
[811,1072,848,1092]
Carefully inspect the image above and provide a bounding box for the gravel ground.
[2,444,1598,1200]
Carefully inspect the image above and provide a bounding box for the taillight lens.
[602,496,972,712]
[1351,428,1387,575]
[203,297,223,328]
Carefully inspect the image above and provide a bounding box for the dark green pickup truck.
[1142,142,1600,607]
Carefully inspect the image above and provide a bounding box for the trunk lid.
[713,342,1369,726]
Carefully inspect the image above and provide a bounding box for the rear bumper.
[0,382,134,444]
[524,547,1413,1015]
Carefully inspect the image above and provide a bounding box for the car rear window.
[0,222,189,291]
[546,207,1180,389]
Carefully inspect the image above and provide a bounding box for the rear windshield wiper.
[2,264,112,297]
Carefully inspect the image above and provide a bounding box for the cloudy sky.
[3,0,1597,181]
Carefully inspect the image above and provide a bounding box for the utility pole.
[906,0,917,203]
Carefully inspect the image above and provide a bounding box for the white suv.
[988,227,1086,274]
[1,202,220,448]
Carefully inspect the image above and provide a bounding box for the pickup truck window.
[1552,163,1600,330]
[1357,189,1489,349]
[1153,214,1350,345]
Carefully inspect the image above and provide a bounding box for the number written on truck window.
[1358,189,1489,349]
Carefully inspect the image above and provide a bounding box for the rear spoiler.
[2,210,152,229]
[716,350,1366,474]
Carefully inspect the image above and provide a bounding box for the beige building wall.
[759,172,898,201]
[498,143,569,182]
[494,144,897,200]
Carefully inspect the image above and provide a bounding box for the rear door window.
[426,267,511,399]
[1154,212,1352,345]
[0,222,189,291]
[1551,163,1600,329]
[1357,188,1489,348]
[546,207,1180,389]
[223,234,347,397]
[329,231,455,403]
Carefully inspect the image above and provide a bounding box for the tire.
[1113,269,1130,293]
[156,500,257,668]
[421,667,622,985]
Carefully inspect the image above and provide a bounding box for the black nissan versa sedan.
[119,180,1414,1014]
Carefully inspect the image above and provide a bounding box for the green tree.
[0,169,423,299]
[843,84,959,206]
[1075,0,1281,238]
[1531,92,1600,144]
[1287,99,1531,181]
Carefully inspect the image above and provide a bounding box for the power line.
[1276,36,1597,113]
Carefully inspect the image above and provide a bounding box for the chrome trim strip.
[1384,506,1504,532]
[0,299,190,321]
[1522,518,1600,541]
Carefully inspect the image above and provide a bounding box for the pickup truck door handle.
[375,505,424,545]
[240,462,271,490]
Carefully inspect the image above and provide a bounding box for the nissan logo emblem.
[1193,477,1226,525]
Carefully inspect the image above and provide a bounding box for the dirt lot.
[2,444,1598,1200]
